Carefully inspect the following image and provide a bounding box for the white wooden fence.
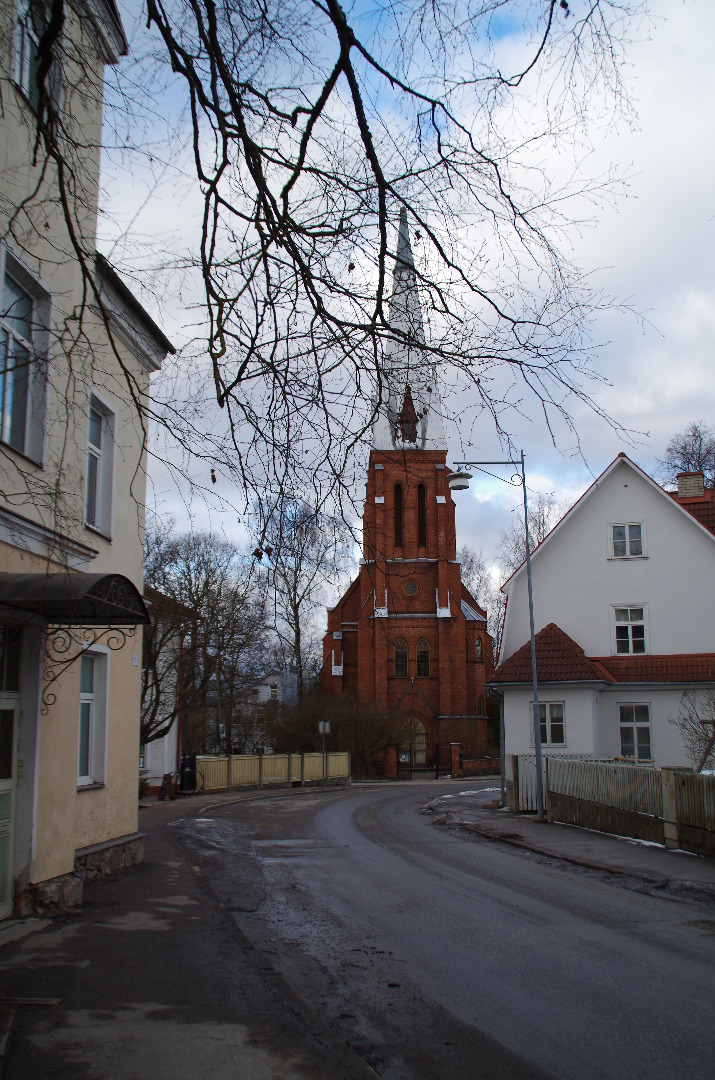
[547,758,663,817]
[507,753,612,812]
[545,757,715,854]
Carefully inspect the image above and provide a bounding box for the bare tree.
[7,0,648,530]
[656,422,715,488]
[256,498,353,694]
[495,493,565,577]
[668,690,715,773]
[263,688,405,777]
[457,545,505,655]
[143,523,268,750]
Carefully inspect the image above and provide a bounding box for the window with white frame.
[619,704,652,761]
[78,652,107,785]
[614,606,646,654]
[611,523,644,558]
[270,684,278,699]
[85,395,115,535]
[531,702,566,746]
[1,257,48,462]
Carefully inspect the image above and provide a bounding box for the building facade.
[320,212,493,767]
[0,1,173,915]
[491,455,715,769]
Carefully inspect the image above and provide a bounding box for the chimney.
[677,472,705,498]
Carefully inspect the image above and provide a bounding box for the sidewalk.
[425,784,715,899]
[0,787,381,1080]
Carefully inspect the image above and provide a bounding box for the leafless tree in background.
[143,522,268,748]
[656,422,715,489]
[668,689,715,772]
[495,492,566,576]
[256,497,353,693]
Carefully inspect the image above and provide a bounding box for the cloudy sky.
[105,0,715,567]
[448,0,715,559]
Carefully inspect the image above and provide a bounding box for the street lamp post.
[449,452,546,821]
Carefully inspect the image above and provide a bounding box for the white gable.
[500,455,715,662]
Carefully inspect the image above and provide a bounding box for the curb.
[433,812,715,903]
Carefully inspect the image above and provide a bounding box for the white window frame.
[609,521,646,559]
[84,391,115,538]
[618,703,652,762]
[530,701,566,747]
[612,604,647,655]
[77,649,108,786]
[0,249,50,464]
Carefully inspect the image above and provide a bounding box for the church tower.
[320,210,493,769]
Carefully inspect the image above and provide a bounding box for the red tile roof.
[491,624,615,684]
[594,654,715,683]
[668,487,715,536]
[491,623,715,685]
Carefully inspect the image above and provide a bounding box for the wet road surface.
[172,781,715,1080]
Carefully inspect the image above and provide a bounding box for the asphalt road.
[171,781,715,1080]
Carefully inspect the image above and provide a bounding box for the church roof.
[372,209,447,452]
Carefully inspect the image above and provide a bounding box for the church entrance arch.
[398,716,428,776]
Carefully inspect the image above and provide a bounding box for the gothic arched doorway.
[399,716,428,768]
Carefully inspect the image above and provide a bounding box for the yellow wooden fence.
[195,751,350,793]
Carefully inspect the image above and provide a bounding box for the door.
[0,701,17,919]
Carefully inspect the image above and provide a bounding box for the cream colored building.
[0,0,174,916]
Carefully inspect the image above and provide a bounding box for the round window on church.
[403,580,418,597]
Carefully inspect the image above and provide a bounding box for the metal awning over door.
[0,573,150,625]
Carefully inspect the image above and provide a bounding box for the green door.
[0,705,17,920]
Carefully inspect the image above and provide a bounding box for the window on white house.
[611,523,643,558]
[532,702,566,746]
[14,0,43,110]
[619,704,652,761]
[270,684,278,699]
[85,395,115,535]
[78,652,106,785]
[14,1,63,118]
[614,607,646,654]
[1,263,48,461]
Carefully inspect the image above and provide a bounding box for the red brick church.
[320,210,494,768]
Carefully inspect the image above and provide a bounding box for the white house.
[490,455,715,768]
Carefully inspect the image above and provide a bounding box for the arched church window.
[476,637,483,661]
[394,638,408,678]
[417,484,426,547]
[394,483,403,548]
[416,638,430,677]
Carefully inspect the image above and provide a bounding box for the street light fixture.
[450,451,546,821]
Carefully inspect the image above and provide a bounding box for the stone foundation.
[13,833,145,918]
[75,832,145,881]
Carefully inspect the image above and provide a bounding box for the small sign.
[319,721,330,735]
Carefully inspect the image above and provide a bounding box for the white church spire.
[372,208,448,451]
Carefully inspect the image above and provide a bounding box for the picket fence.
[545,757,715,854]
[547,758,663,817]
[506,753,612,813]
[195,751,350,793]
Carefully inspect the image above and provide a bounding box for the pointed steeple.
[372,208,447,451]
